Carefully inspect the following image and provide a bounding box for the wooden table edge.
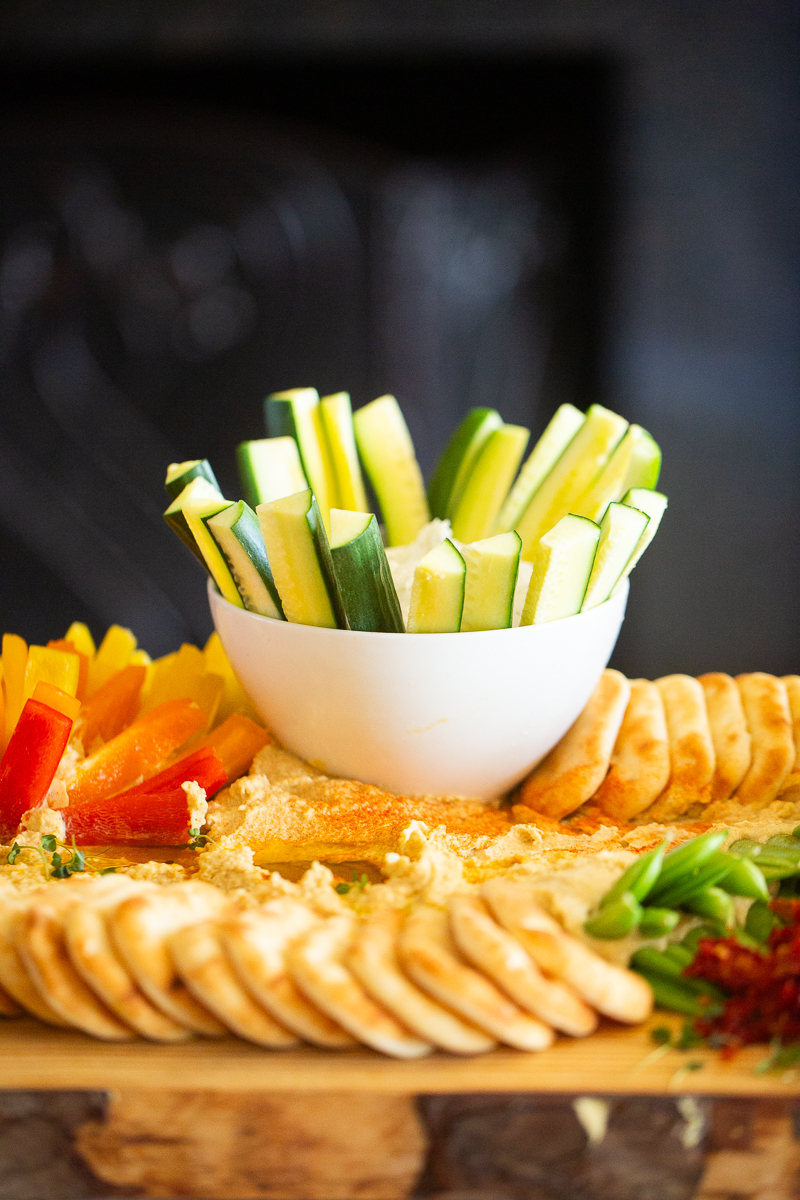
[0,1017,797,1095]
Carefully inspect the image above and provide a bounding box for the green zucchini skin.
[164,459,220,500]
[206,501,285,620]
[427,407,502,520]
[163,477,224,564]
[330,514,405,633]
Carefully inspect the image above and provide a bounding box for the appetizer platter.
[0,388,799,1096]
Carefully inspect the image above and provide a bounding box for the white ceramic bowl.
[209,578,628,799]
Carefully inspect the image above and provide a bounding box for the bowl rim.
[207,576,629,643]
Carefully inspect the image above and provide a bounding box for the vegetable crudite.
[164,392,667,634]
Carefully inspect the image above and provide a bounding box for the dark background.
[0,0,797,677]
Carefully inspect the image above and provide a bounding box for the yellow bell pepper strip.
[23,645,79,706]
[48,639,90,701]
[138,642,223,727]
[2,633,27,750]
[68,698,206,807]
[64,622,96,659]
[203,632,260,724]
[75,663,146,752]
[31,681,81,724]
[0,697,73,840]
[86,625,137,697]
[193,714,270,782]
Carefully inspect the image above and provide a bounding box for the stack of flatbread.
[517,669,800,824]
[0,873,650,1056]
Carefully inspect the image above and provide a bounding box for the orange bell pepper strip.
[76,663,146,752]
[86,625,137,697]
[31,681,81,724]
[193,714,270,782]
[68,698,206,806]
[0,698,73,840]
[48,639,90,701]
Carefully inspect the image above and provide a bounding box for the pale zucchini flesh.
[427,407,503,520]
[164,476,225,564]
[450,424,530,544]
[264,388,337,529]
[320,392,369,513]
[207,501,285,620]
[581,502,649,610]
[164,459,220,500]
[182,496,243,608]
[407,539,465,634]
[495,404,586,533]
[329,509,404,633]
[514,405,629,561]
[460,531,521,632]
[237,437,308,508]
[353,395,430,547]
[520,514,600,625]
[257,489,346,629]
[616,488,668,581]
[571,425,661,523]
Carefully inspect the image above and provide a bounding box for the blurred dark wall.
[0,0,797,676]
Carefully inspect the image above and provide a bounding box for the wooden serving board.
[1,1015,796,1096]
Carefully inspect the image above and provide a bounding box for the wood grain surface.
[0,1015,796,1096]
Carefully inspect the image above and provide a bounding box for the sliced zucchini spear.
[617,488,668,581]
[521,513,600,625]
[572,425,661,523]
[450,424,530,544]
[407,539,465,634]
[515,405,629,561]
[182,496,244,609]
[329,509,404,633]
[164,476,225,564]
[264,388,337,529]
[237,436,308,508]
[460,531,522,632]
[207,501,285,620]
[320,392,369,513]
[581,501,649,610]
[494,404,586,534]
[427,406,503,520]
[257,488,346,629]
[353,395,430,547]
[164,459,221,500]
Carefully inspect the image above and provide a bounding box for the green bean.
[638,907,680,937]
[792,825,800,839]
[600,841,667,909]
[744,899,778,943]
[663,944,694,969]
[766,834,800,850]
[634,970,712,1017]
[759,862,800,882]
[685,886,734,927]
[732,928,766,951]
[650,852,739,909]
[718,857,769,900]
[681,923,721,954]
[584,892,641,939]
[631,948,724,998]
[654,831,729,890]
[728,838,763,857]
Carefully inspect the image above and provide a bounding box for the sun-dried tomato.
[685,902,800,1048]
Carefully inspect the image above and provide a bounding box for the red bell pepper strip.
[64,785,200,846]
[117,747,227,800]
[0,699,73,841]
